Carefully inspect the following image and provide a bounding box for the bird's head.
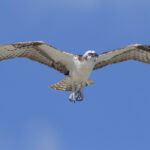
[83,50,98,61]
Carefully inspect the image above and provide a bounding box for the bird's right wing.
[94,44,150,70]
[0,41,74,75]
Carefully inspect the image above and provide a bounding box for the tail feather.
[87,79,95,85]
[50,77,95,91]
[50,77,72,91]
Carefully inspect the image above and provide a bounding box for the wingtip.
[132,43,142,46]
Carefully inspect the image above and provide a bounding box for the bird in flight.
[0,41,150,102]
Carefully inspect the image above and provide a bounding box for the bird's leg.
[69,85,76,103]
[76,88,84,101]
[79,88,84,100]
[76,84,84,101]
[75,90,80,100]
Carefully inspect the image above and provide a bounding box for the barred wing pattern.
[0,41,74,75]
[94,44,150,70]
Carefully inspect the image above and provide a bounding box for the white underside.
[71,57,95,88]
[68,56,96,101]
[67,54,98,101]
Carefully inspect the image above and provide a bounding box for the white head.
[83,50,98,61]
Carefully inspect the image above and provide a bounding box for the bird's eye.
[88,53,93,56]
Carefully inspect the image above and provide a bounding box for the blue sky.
[0,0,150,150]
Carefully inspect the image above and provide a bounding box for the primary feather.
[0,41,150,102]
[0,41,73,75]
[94,44,150,70]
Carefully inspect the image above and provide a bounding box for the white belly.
[71,59,94,84]
[73,68,91,83]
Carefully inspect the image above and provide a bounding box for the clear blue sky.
[0,0,150,150]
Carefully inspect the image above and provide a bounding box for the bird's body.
[51,51,97,101]
[0,41,150,102]
[69,54,97,101]
[71,55,95,85]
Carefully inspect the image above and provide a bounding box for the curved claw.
[69,92,76,103]
[76,90,83,101]
[69,89,83,102]
[69,99,76,103]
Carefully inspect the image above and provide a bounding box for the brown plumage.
[0,41,150,101]
[94,44,150,70]
[0,41,73,75]
[50,77,95,91]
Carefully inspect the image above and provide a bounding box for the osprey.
[0,41,150,102]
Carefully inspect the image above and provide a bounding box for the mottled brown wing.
[94,44,150,70]
[0,41,74,75]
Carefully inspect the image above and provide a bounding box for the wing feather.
[94,44,150,70]
[0,41,74,75]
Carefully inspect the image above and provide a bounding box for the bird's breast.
[71,59,94,82]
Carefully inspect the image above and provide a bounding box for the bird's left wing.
[0,41,74,75]
[94,44,150,70]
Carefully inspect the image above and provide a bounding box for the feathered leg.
[78,88,84,101]
[76,86,84,101]
[69,85,76,103]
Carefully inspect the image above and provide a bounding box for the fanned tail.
[50,77,95,91]
[87,79,95,85]
[50,77,72,91]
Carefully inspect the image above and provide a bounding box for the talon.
[76,97,83,101]
[69,86,84,102]
[69,92,76,103]
[69,99,76,103]
[76,89,83,101]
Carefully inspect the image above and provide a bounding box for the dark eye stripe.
[88,53,93,56]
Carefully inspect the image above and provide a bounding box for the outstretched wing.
[94,44,150,70]
[0,41,74,75]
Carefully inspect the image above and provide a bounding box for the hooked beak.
[93,53,98,57]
